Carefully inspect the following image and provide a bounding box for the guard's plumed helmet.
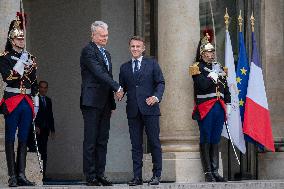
[8,13,25,40]
[200,33,215,54]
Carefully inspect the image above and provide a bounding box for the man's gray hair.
[91,21,108,33]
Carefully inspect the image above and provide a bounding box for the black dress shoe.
[212,172,227,182]
[148,176,160,185]
[17,173,35,186]
[96,176,113,186]
[128,177,143,186]
[86,178,102,186]
[204,172,216,182]
[8,175,18,187]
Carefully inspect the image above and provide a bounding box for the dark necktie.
[41,96,46,108]
[99,47,109,70]
[134,59,139,74]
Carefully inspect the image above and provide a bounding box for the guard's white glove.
[13,60,25,76]
[20,51,29,62]
[212,62,221,73]
[226,104,232,117]
[13,52,32,76]
[207,71,219,84]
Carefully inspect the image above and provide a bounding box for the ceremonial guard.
[189,34,231,182]
[0,15,38,187]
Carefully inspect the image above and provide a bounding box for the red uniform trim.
[2,95,35,118]
[193,99,226,120]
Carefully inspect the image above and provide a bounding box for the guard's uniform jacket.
[0,49,37,116]
[189,60,231,120]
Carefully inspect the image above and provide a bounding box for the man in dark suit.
[34,80,55,181]
[80,21,123,186]
[119,36,165,186]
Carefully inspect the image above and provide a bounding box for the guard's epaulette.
[189,62,201,76]
[0,51,9,57]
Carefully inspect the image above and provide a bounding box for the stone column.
[158,0,202,182]
[0,1,20,128]
[158,0,200,154]
[258,0,284,180]
[0,0,20,138]
[0,0,20,52]
[143,0,209,183]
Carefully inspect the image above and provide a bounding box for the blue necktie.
[133,59,139,81]
[134,59,139,73]
[99,47,109,70]
[41,96,46,108]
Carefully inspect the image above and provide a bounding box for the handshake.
[115,88,124,101]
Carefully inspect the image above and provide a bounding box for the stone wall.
[262,0,284,144]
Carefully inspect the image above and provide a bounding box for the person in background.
[34,80,55,181]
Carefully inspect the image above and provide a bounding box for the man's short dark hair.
[39,80,48,87]
[129,36,145,45]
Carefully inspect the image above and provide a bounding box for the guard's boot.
[200,144,216,182]
[210,144,227,182]
[16,142,35,186]
[5,142,18,187]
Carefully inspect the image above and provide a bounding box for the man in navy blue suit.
[80,21,124,186]
[119,36,165,186]
[34,81,55,181]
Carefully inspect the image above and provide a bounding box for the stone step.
[1,181,284,189]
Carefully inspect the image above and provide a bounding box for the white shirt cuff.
[153,96,159,103]
[117,86,122,93]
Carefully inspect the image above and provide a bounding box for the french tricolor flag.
[243,32,275,152]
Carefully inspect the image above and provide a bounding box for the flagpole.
[250,11,259,180]
[224,8,240,166]
[238,10,243,32]
[237,9,245,180]
[209,0,217,62]
[250,12,255,32]
[224,8,231,180]
[235,10,254,181]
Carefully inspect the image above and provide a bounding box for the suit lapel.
[137,57,147,81]
[39,96,46,113]
[39,96,43,110]
[105,51,112,74]
[127,60,135,81]
[91,42,110,73]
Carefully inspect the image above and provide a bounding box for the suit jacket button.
[136,85,138,87]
